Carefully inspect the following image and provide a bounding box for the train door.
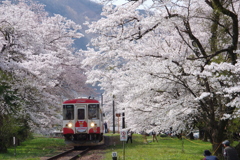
[75,105,88,133]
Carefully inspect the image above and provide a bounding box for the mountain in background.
[0,0,104,94]
[15,0,102,50]
[36,0,104,94]
[36,0,103,50]
[0,0,103,50]
[3,0,143,50]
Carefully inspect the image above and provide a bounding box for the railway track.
[42,136,109,160]
[46,147,90,160]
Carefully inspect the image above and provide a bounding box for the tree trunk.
[209,120,228,157]
[235,143,240,159]
[189,132,194,140]
[0,139,7,153]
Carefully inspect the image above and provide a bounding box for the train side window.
[78,109,85,120]
[63,105,74,120]
[88,104,99,119]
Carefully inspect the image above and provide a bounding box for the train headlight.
[68,123,73,128]
[90,122,95,127]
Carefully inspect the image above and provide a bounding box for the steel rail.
[46,148,89,160]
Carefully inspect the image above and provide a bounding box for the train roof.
[63,98,99,104]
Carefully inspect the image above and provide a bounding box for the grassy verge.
[104,133,213,160]
[0,134,214,160]
[0,137,68,160]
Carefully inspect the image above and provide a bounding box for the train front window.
[63,105,74,120]
[78,109,85,120]
[88,104,99,119]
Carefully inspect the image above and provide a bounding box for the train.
[62,97,104,147]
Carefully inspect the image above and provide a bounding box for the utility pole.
[113,95,115,134]
[101,93,103,107]
[122,112,125,129]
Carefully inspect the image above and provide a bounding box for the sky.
[110,0,129,5]
[92,0,153,6]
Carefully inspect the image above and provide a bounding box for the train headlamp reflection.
[68,123,73,128]
[90,122,95,127]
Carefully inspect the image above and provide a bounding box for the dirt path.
[78,136,120,160]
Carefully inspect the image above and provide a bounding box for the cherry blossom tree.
[0,0,95,137]
[83,0,240,155]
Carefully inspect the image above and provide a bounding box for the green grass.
[0,137,68,160]
[104,134,213,160]
[0,134,214,160]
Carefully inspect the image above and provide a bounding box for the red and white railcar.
[62,98,104,147]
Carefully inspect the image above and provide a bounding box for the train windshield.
[63,105,74,120]
[88,104,99,119]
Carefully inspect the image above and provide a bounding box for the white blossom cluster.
[82,0,240,136]
[0,0,90,134]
